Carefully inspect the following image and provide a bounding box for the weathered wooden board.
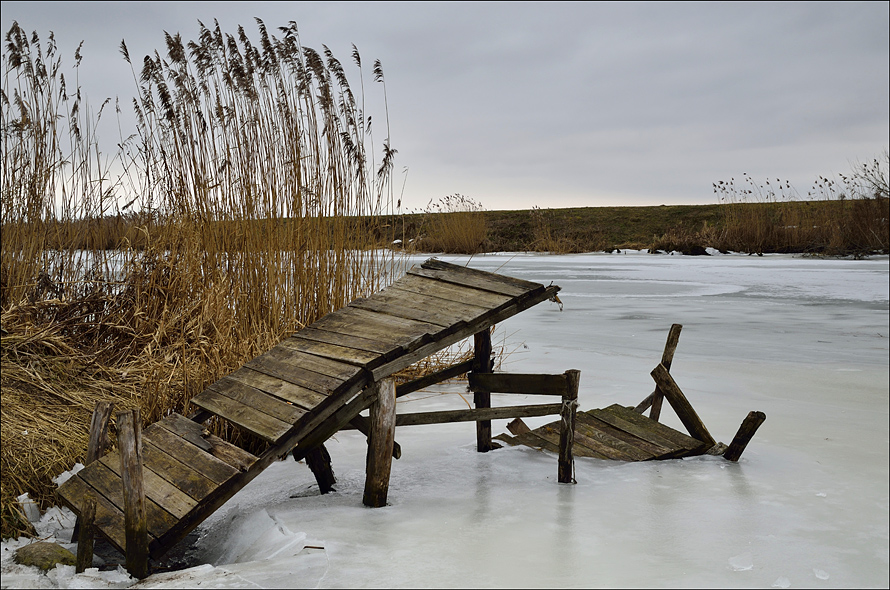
[595,404,707,454]
[225,368,328,411]
[394,274,514,309]
[533,424,603,458]
[294,326,402,355]
[99,453,197,520]
[278,336,382,369]
[421,258,544,293]
[143,426,239,486]
[139,442,218,501]
[468,372,568,396]
[348,294,461,329]
[208,378,307,424]
[382,284,493,321]
[576,413,676,459]
[190,389,292,442]
[157,414,258,472]
[245,354,347,397]
[57,474,133,553]
[395,403,563,427]
[258,344,364,382]
[408,267,533,298]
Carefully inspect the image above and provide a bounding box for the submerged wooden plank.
[157,414,258,472]
[190,389,292,443]
[226,367,328,411]
[408,267,534,298]
[532,424,604,458]
[576,413,678,459]
[569,421,649,461]
[596,404,707,453]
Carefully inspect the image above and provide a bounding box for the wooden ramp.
[495,404,710,460]
[56,259,560,562]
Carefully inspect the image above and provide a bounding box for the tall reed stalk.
[1,19,401,538]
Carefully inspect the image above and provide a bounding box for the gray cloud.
[2,1,886,210]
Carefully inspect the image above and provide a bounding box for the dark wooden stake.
[634,324,682,418]
[558,370,580,484]
[723,411,766,462]
[304,443,336,494]
[363,379,396,508]
[72,401,114,542]
[75,495,96,573]
[473,328,494,453]
[650,363,716,447]
[117,409,149,579]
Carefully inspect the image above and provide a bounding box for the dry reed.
[1,20,404,538]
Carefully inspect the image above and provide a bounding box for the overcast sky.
[2,1,888,211]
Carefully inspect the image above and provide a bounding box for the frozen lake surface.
[3,251,888,588]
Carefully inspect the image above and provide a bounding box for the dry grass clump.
[415,194,486,254]
[713,154,889,256]
[1,20,402,538]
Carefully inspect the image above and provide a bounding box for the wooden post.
[473,328,494,453]
[724,411,766,462]
[117,409,149,579]
[558,370,580,484]
[72,401,114,542]
[650,364,716,447]
[363,379,396,508]
[304,443,336,494]
[650,324,682,421]
[75,495,95,573]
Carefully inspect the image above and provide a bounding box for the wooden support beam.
[723,411,766,462]
[304,444,336,494]
[394,403,563,427]
[650,364,716,447]
[635,324,682,418]
[348,416,402,459]
[396,359,475,398]
[363,379,396,508]
[468,373,569,396]
[558,370,580,484]
[117,409,149,579]
[474,329,494,453]
[73,401,113,543]
[75,495,96,573]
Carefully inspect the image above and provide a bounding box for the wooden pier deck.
[56,259,560,563]
[495,403,710,460]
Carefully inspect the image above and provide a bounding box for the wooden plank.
[474,329,493,452]
[99,453,197,520]
[56,474,130,553]
[532,425,605,458]
[368,285,561,382]
[558,370,580,482]
[576,413,675,459]
[75,495,95,573]
[257,344,365,382]
[313,305,441,343]
[383,284,493,321]
[363,380,396,507]
[244,354,347,397]
[395,403,563,427]
[156,414,258,473]
[724,411,766,462]
[294,326,400,355]
[85,401,114,465]
[596,404,706,453]
[468,372,568,396]
[396,359,475,398]
[190,388,292,443]
[393,274,514,309]
[349,294,461,328]
[225,367,328,411]
[507,417,532,435]
[635,324,683,418]
[510,431,562,454]
[580,411,684,457]
[207,377,306,424]
[139,441,218,501]
[420,258,545,293]
[650,364,716,446]
[143,425,239,485]
[570,421,650,461]
[117,409,149,578]
[408,266,533,298]
[76,460,177,542]
[278,336,382,369]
